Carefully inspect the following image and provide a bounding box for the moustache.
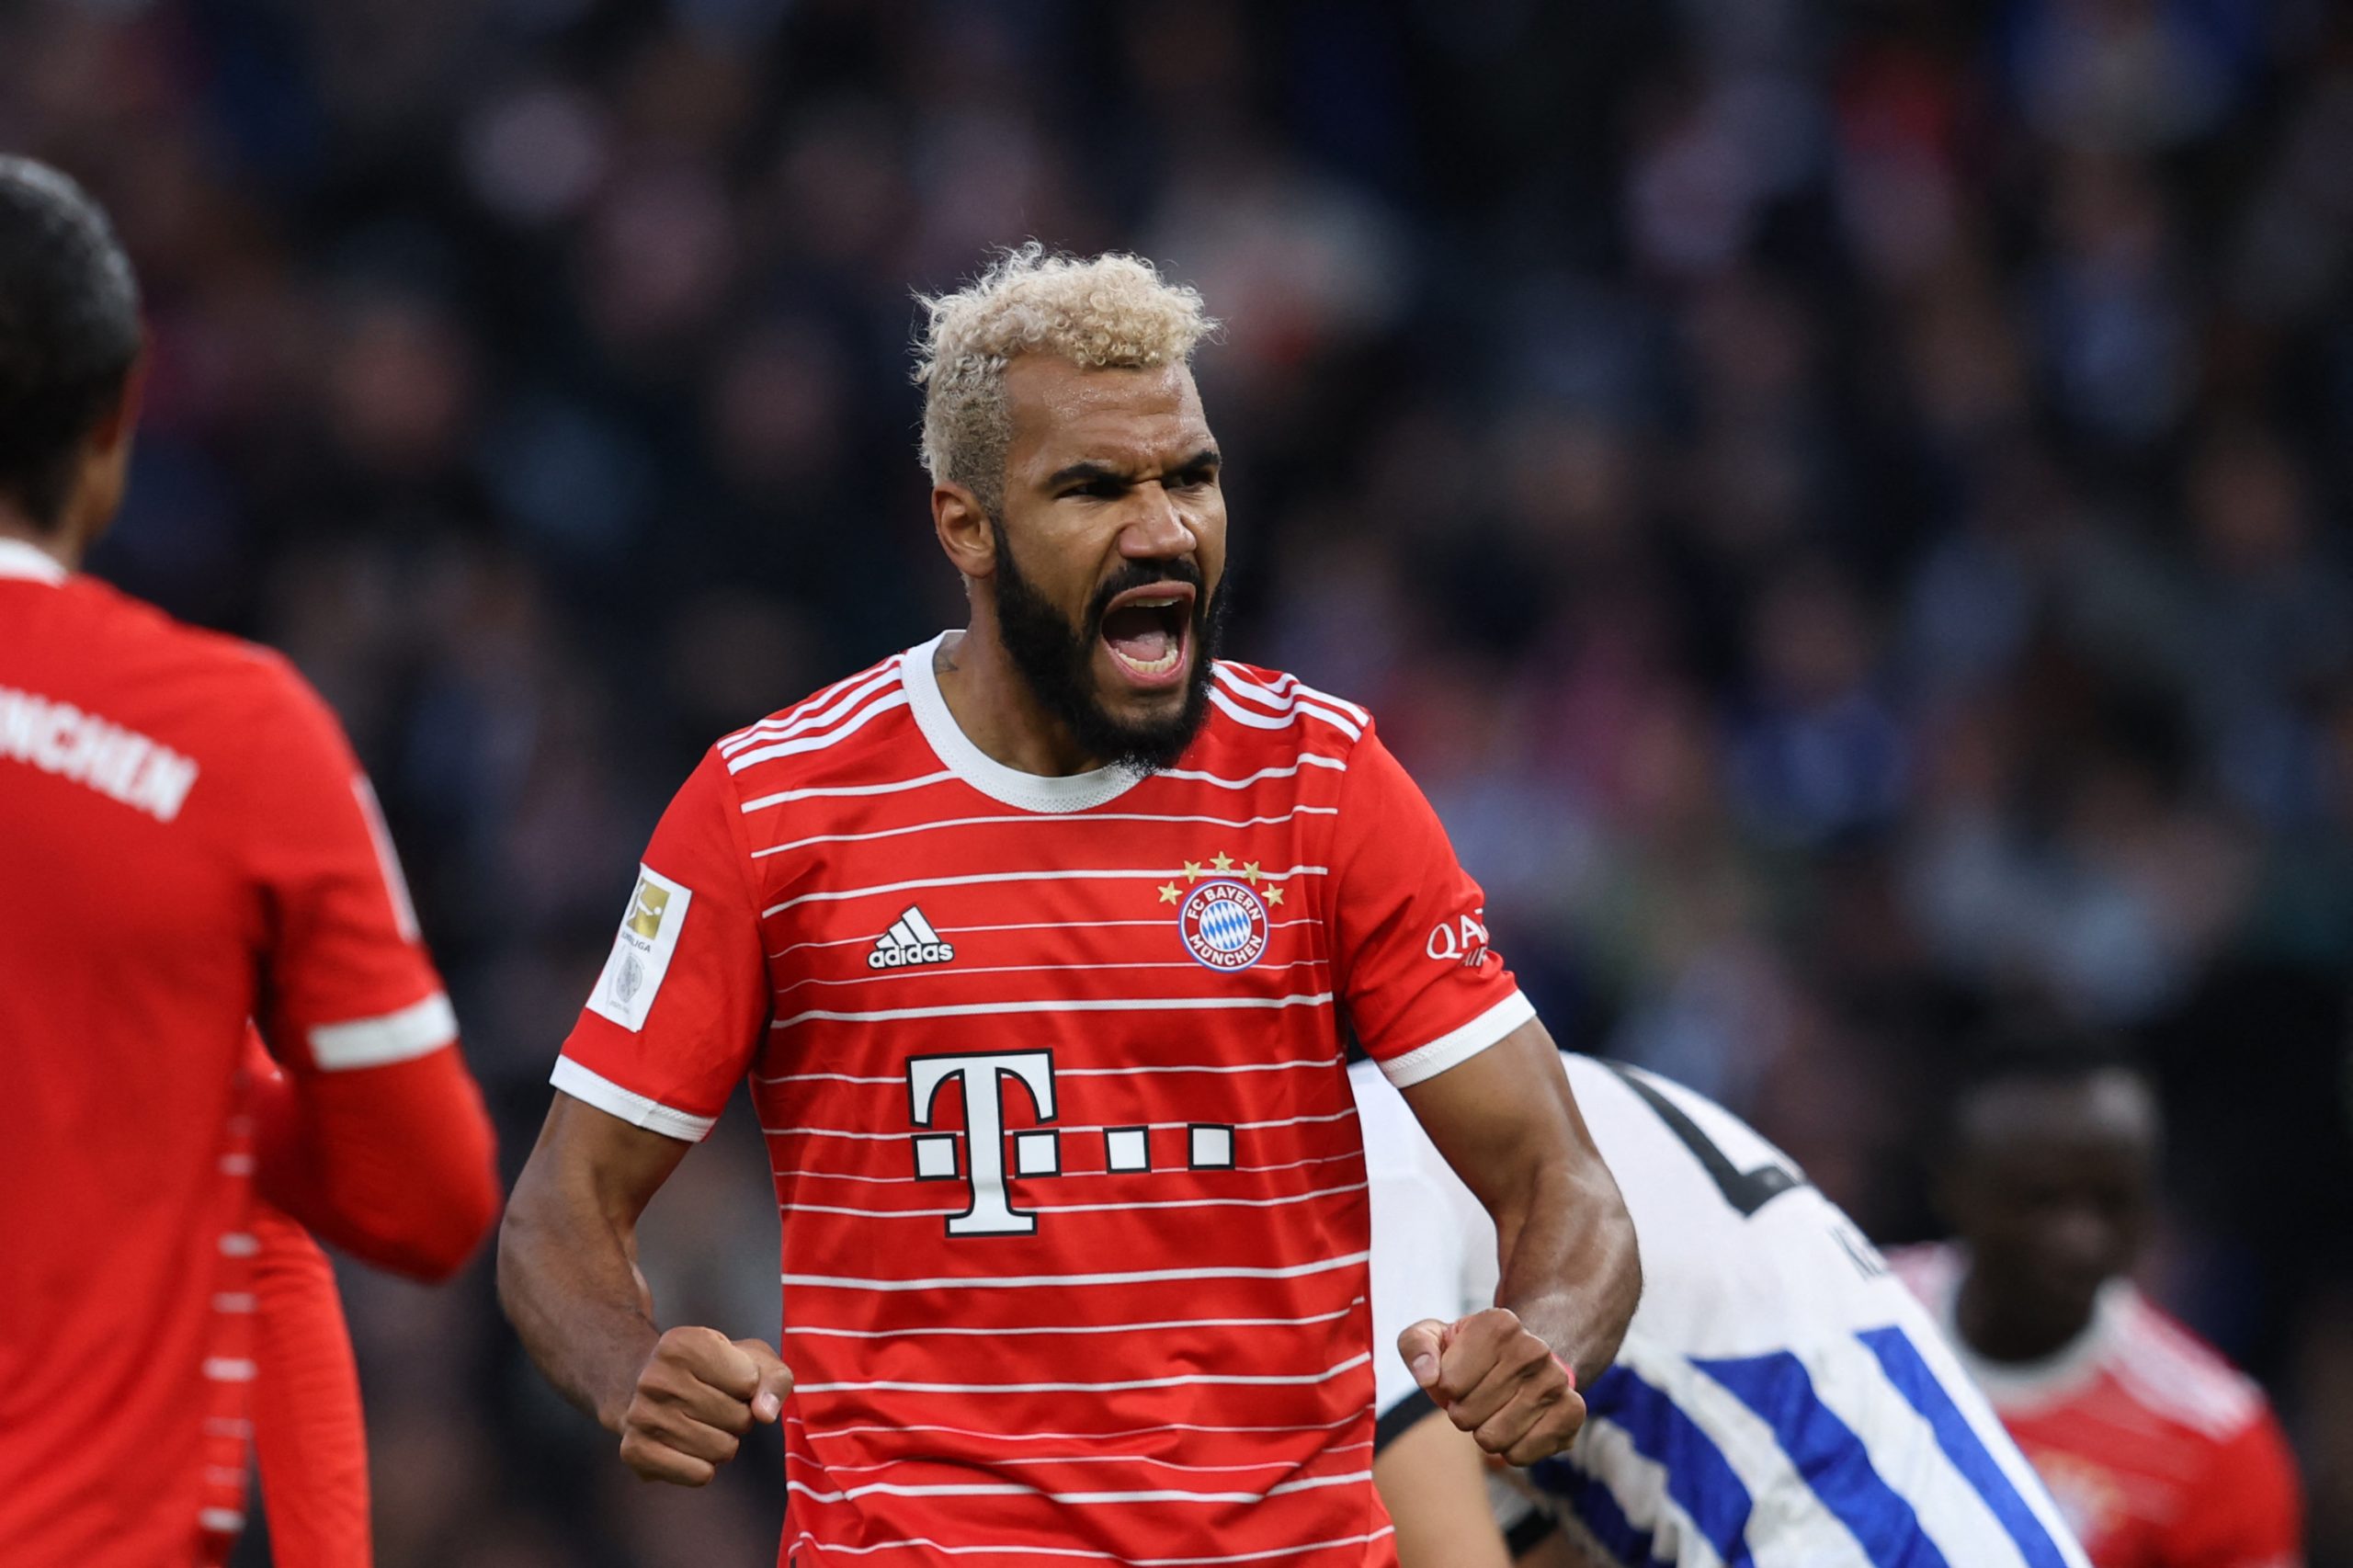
[1084,559,1208,630]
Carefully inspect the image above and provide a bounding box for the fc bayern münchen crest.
[1178,879,1270,971]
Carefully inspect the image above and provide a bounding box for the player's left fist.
[1399,1307,1586,1466]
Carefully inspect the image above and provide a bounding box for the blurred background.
[6,0,2352,1561]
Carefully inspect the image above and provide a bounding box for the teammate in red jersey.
[501,244,1643,1566]
[0,157,499,1567]
[1893,1030,2304,1568]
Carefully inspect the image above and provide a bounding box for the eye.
[1066,479,1124,501]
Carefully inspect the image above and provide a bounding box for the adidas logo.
[867,906,957,970]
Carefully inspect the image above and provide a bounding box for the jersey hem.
[307,992,459,1071]
[551,1056,717,1142]
[1378,991,1535,1087]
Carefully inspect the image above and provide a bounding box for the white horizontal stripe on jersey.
[785,1469,1370,1506]
[721,662,904,756]
[1377,991,1536,1087]
[203,1358,257,1382]
[787,1412,1368,1445]
[740,770,960,813]
[720,661,888,751]
[770,915,1321,960]
[785,1526,1395,1564]
[218,1153,255,1176]
[204,1467,248,1488]
[1211,665,1372,729]
[806,1443,1370,1477]
[727,690,909,772]
[764,1105,1357,1142]
[754,804,1338,858]
[307,991,459,1071]
[771,1150,1358,1186]
[760,1051,1338,1085]
[783,1248,1367,1292]
[770,990,1336,1032]
[763,864,1329,916]
[211,1293,256,1313]
[551,1056,717,1142]
[198,1509,248,1535]
[1157,756,1350,790]
[797,1354,1369,1397]
[218,1233,258,1256]
[785,1303,1362,1340]
[1205,682,1362,741]
[773,958,1328,997]
[779,1181,1367,1221]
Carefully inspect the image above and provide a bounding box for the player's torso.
[730,646,1394,1563]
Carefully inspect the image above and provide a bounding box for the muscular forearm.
[1490,1153,1640,1389]
[495,1188,661,1431]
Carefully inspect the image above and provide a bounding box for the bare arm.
[1396,1018,1640,1460]
[498,1092,790,1484]
[1375,1408,1518,1568]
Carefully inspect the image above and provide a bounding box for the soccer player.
[1893,1033,2305,1568]
[1358,1050,2091,1568]
[0,157,500,1567]
[499,245,1643,1566]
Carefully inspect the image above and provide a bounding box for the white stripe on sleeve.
[307,990,459,1070]
[551,1055,718,1142]
[1376,991,1535,1087]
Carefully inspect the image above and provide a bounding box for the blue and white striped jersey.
[1353,1054,2091,1568]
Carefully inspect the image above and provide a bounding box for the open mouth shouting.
[1097,581,1197,691]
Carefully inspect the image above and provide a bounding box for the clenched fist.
[617,1325,794,1485]
[1398,1307,1585,1465]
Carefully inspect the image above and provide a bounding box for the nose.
[1119,483,1199,561]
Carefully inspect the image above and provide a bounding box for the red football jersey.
[558,634,1533,1566]
[0,539,456,1567]
[1895,1244,2304,1568]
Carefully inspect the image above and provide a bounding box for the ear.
[87,351,149,458]
[932,483,997,582]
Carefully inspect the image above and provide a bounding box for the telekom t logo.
[903,1050,1238,1237]
[906,1051,1059,1235]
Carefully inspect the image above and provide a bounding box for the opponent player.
[1358,1051,2090,1568]
[0,157,499,1566]
[1893,1034,2304,1567]
[500,245,1642,1566]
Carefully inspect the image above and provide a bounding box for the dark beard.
[990,518,1226,776]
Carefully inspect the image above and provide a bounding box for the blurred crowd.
[6,0,2352,1561]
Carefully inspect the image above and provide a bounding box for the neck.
[930,622,1106,778]
[1953,1263,2095,1365]
[0,507,75,572]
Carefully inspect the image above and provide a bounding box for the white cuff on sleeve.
[307,992,459,1070]
[551,1056,718,1142]
[1378,990,1537,1088]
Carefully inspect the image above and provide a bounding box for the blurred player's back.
[0,552,426,1562]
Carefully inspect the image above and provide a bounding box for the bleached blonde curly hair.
[914,243,1218,515]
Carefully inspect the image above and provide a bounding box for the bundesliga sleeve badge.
[1162,849,1277,971]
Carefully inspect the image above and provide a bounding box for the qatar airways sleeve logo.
[904,1050,1235,1237]
[1427,907,1493,970]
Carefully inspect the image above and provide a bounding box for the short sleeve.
[554,747,768,1141]
[2170,1406,2304,1568]
[1327,726,1533,1087]
[245,661,452,1076]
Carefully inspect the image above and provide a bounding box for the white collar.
[900,631,1150,814]
[1940,1266,2127,1413]
[0,538,68,584]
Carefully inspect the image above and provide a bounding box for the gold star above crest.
[1183,859,1205,882]
[1210,851,1235,872]
[1265,884,1286,906]
[1158,881,1183,904]
[1242,861,1263,884]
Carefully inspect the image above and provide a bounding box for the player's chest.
[2009,1415,2199,1565]
[753,807,1330,990]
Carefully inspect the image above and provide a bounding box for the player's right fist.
[618,1325,794,1486]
